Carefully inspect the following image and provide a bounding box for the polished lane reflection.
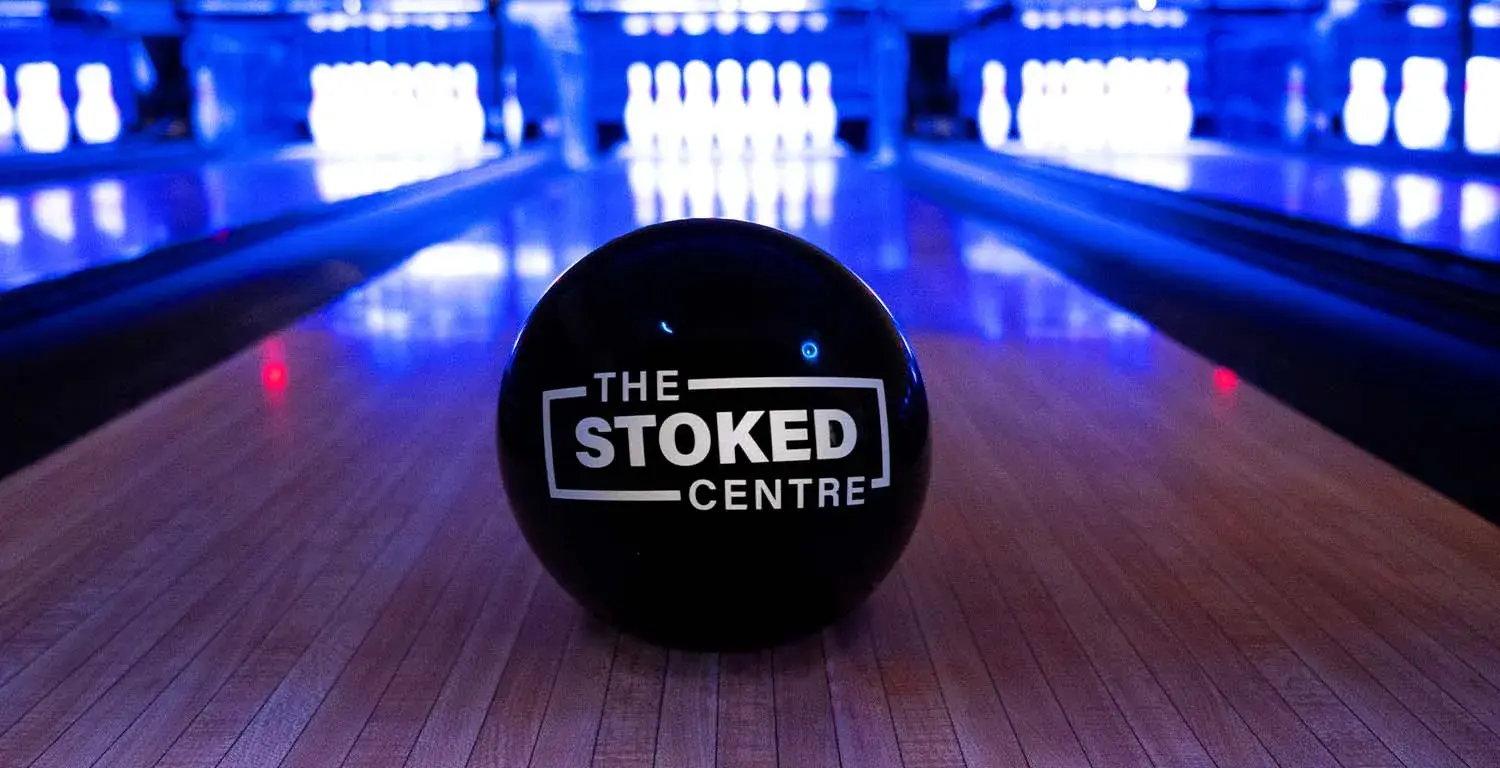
[316,157,1156,374]
[0,145,497,293]
[1003,141,1500,262]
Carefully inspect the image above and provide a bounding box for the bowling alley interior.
[5,0,1500,766]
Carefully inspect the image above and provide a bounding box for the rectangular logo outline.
[542,376,891,502]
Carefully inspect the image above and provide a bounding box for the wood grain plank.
[899,530,1029,768]
[823,606,903,768]
[653,651,717,768]
[398,551,542,768]
[464,576,581,768]
[528,616,618,768]
[716,651,776,768]
[591,636,667,768]
[23,418,424,768]
[864,575,966,768]
[774,634,840,768]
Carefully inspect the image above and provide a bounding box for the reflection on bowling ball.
[496,219,930,650]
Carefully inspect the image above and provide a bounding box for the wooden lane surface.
[0,315,1497,767]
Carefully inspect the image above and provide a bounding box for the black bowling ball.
[495,219,929,650]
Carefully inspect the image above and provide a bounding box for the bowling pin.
[1059,58,1088,150]
[15,63,71,154]
[500,67,524,153]
[1103,57,1132,151]
[977,60,1011,150]
[1165,60,1194,147]
[746,60,779,159]
[1016,60,1045,149]
[1343,57,1391,147]
[0,65,14,147]
[1081,59,1109,150]
[777,62,808,156]
[456,63,490,155]
[1285,63,1308,146]
[713,59,748,159]
[195,66,225,145]
[389,63,420,155]
[682,60,715,158]
[365,61,397,154]
[654,62,684,159]
[308,64,332,149]
[805,62,838,154]
[412,63,446,155]
[1467,57,1500,154]
[1393,56,1451,150]
[75,63,121,145]
[624,61,656,156]
[1040,61,1066,150]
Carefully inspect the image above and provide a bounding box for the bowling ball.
[495,219,929,650]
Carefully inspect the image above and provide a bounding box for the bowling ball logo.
[497,219,929,650]
[542,371,890,513]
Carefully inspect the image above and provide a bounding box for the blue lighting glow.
[801,340,819,360]
[661,320,674,334]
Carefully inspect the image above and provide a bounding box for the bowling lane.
[0,144,497,293]
[3,157,1500,767]
[1003,140,1500,262]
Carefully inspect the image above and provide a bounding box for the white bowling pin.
[389,63,420,154]
[1082,59,1109,150]
[682,60,716,158]
[456,63,490,155]
[195,66,224,145]
[777,61,808,156]
[1103,57,1132,151]
[977,60,1010,150]
[75,63,121,145]
[1285,63,1308,145]
[714,59,748,159]
[1040,61,1066,150]
[500,67,524,153]
[0,65,15,146]
[1165,60,1194,147]
[1394,56,1451,150]
[805,61,838,153]
[1467,57,1500,154]
[624,61,656,155]
[1059,58,1088,150]
[1344,57,1391,147]
[15,63,71,154]
[654,62,684,158]
[412,63,446,155]
[746,60,779,159]
[1016,60,1045,149]
[308,64,332,149]
[365,61,398,154]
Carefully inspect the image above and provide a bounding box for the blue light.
[801,340,819,360]
[661,321,674,334]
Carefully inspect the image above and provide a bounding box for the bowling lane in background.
[1002,140,1500,262]
[2,155,1495,767]
[0,145,494,293]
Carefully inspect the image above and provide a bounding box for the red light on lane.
[261,361,288,391]
[1212,366,1239,394]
